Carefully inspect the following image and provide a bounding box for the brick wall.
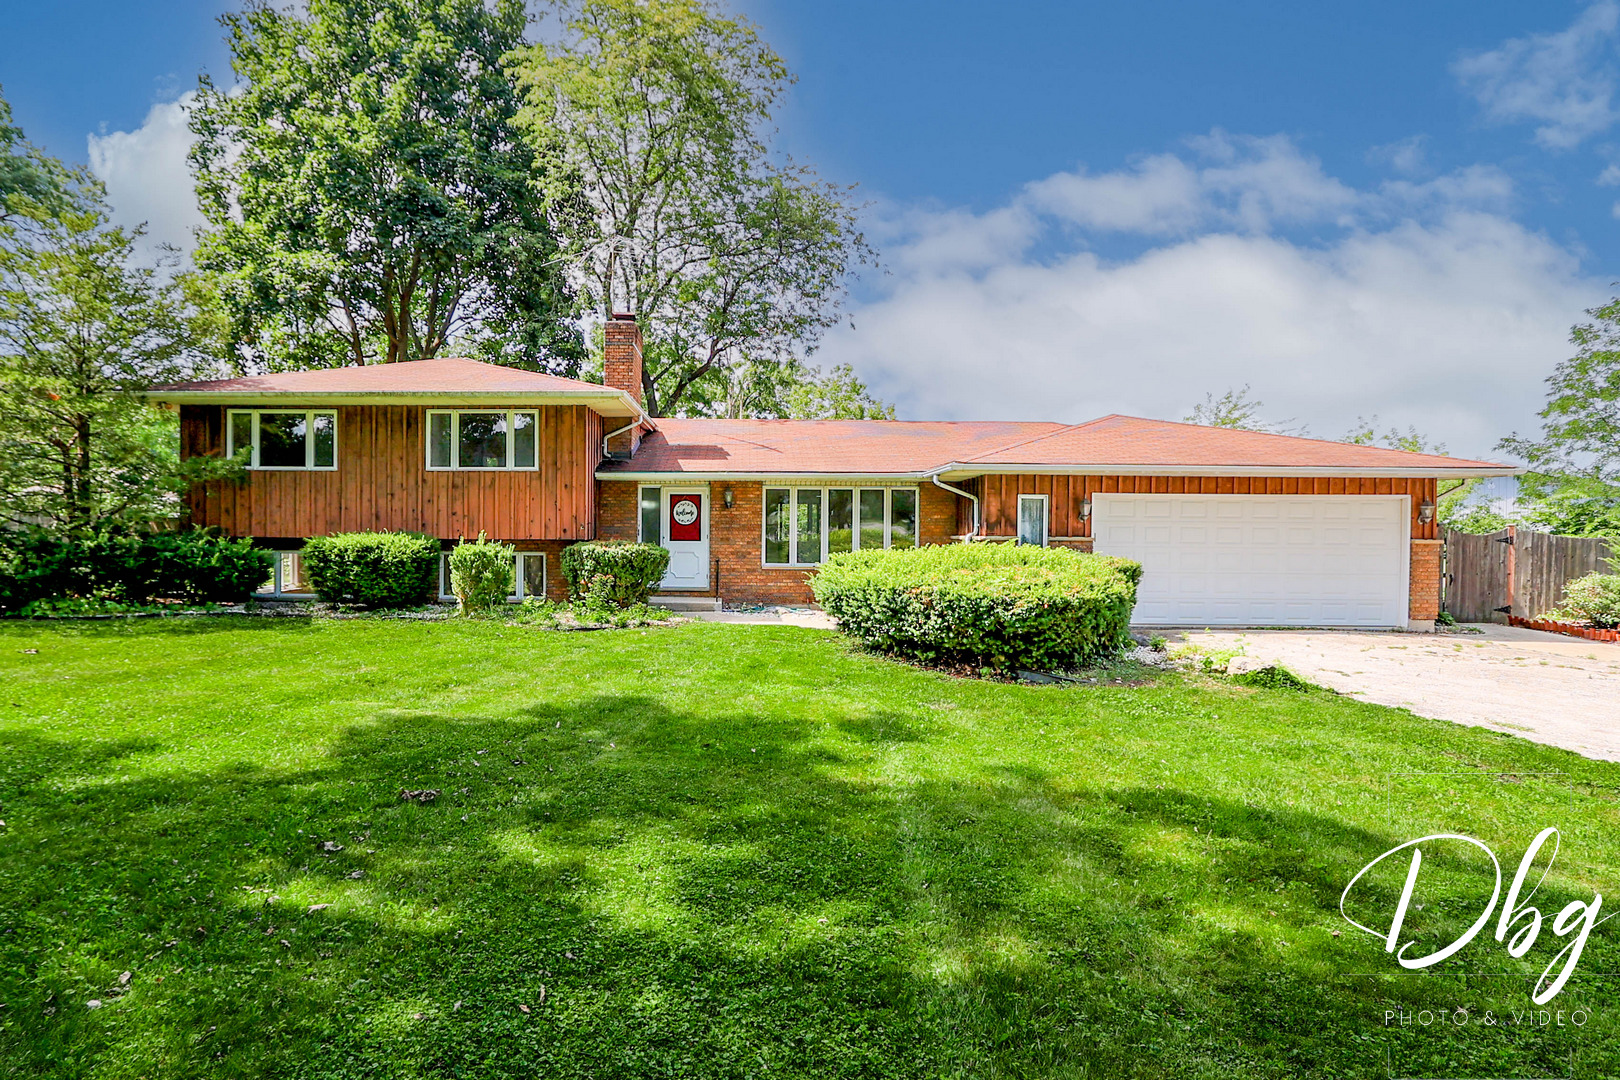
[1409,539,1441,623]
[598,479,964,605]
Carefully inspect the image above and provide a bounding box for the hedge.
[301,531,439,609]
[560,541,671,608]
[0,529,273,612]
[810,543,1142,671]
[448,534,515,612]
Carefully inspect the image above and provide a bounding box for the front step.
[648,594,722,613]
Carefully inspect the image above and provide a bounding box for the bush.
[1231,664,1313,691]
[302,531,438,609]
[1547,572,1620,628]
[560,541,670,608]
[0,528,273,612]
[134,531,276,602]
[448,533,515,612]
[811,543,1142,671]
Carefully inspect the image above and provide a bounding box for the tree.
[1184,385,1305,435]
[1341,415,1445,455]
[189,0,583,373]
[0,86,79,229]
[780,363,893,420]
[1499,296,1620,538]
[0,188,231,532]
[508,0,872,416]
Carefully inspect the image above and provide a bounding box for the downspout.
[602,420,639,460]
[601,397,653,459]
[929,471,979,541]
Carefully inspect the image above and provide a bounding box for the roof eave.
[145,387,646,419]
[594,470,937,482]
[933,462,1524,479]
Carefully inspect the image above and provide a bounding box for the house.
[150,314,1518,629]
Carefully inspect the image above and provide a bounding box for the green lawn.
[1,618,1618,1079]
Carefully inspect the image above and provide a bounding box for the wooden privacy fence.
[1443,526,1617,622]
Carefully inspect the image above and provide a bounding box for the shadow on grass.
[2,690,1616,1080]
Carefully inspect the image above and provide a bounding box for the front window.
[763,487,921,566]
[426,410,538,470]
[228,410,337,470]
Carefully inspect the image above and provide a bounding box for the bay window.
[227,410,337,470]
[762,486,920,566]
[426,410,538,470]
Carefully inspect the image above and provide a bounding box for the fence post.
[1505,524,1516,619]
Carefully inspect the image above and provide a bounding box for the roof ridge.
[953,415,1117,465]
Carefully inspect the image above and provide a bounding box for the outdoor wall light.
[723,486,735,510]
[1418,499,1435,525]
[1078,496,1092,519]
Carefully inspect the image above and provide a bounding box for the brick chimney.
[603,313,644,458]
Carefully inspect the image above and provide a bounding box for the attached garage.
[1091,494,1410,627]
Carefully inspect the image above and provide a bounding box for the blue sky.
[3,1,1618,456]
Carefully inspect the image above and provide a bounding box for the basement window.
[438,551,547,602]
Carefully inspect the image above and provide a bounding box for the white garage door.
[1091,495,1409,627]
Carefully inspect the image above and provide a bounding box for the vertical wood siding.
[975,474,1440,541]
[181,404,601,540]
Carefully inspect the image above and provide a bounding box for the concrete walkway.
[1176,625,1620,762]
[686,607,838,630]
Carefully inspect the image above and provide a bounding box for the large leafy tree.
[0,94,229,532]
[1500,297,1620,538]
[509,0,872,416]
[189,0,583,373]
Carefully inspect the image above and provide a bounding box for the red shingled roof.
[954,415,1507,471]
[599,414,1512,476]
[152,357,631,399]
[598,418,1064,475]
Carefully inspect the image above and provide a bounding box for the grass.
[1,618,1618,1079]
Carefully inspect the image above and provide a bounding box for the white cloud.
[87,94,204,256]
[1453,2,1620,149]
[821,136,1598,461]
[1368,135,1429,176]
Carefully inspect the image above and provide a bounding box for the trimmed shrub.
[811,543,1142,671]
[302,531,439,608]
[448,533,515,612]
[0,528,273,612]
[1547,572,1620,628]
[560,541,670,608]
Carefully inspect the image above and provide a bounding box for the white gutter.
[929,472,979,540]
[932,462,1524,480]
[593,470,936,482]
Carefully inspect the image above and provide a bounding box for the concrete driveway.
[1175,625,1620,762]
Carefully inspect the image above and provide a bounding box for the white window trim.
[1017,493,1050,547]
[425,409,541,471]
[227,409,338,471]
[437,551,546,602]
[761,485,919,567]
